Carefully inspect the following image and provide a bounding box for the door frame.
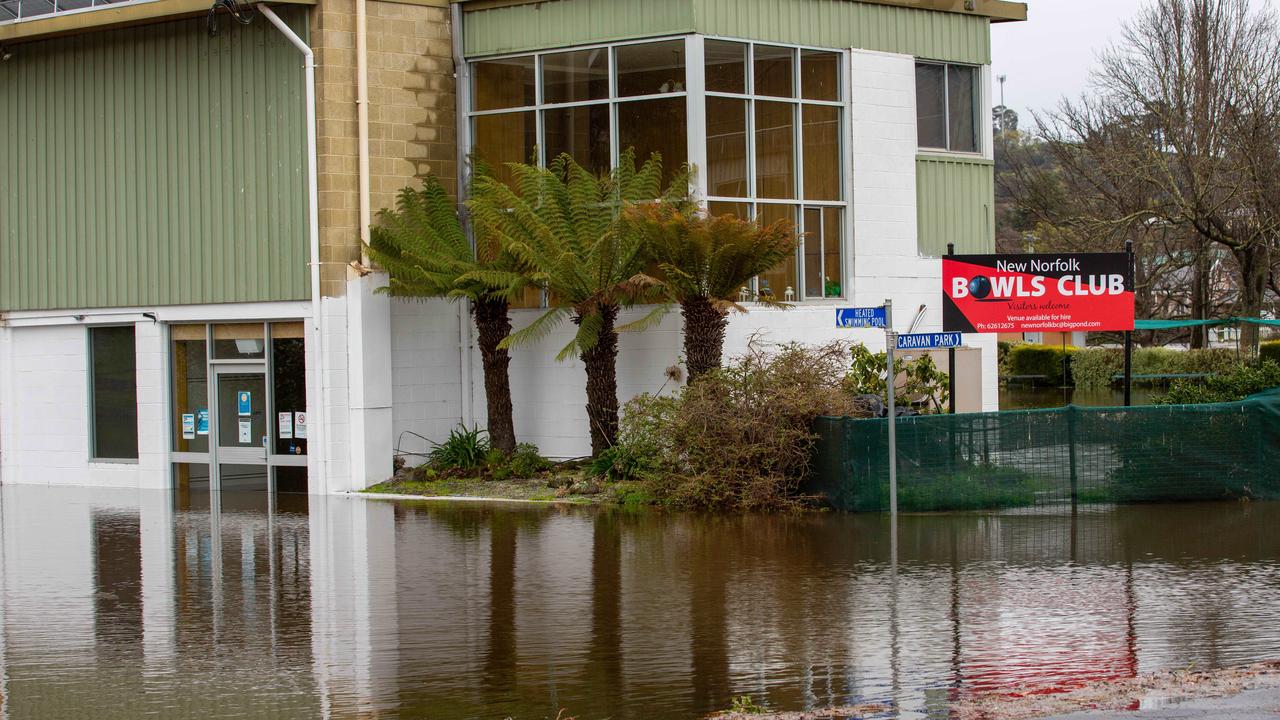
[210,362,271,491]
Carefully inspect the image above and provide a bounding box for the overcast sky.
[990,0,1276,130]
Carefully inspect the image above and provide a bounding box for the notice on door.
[238,419,252,444]
[196,409,210,436]
[294,412,307,439]
[238,391,252,416]
[182,413,196,440]
[278,412,293,439]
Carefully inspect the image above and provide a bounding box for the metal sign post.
[885,299,897,517]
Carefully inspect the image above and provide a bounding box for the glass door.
[212,364,269,492]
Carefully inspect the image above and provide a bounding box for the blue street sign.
[835,306,887,328]
[896,332,962,350]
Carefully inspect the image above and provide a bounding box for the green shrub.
[1157,360,1280,405]
[1261,340,1280,365]
[997,340,1021,377]
[844,344,950,413]
[618,341,871,512]
[1070,348,1123,388]
[1006,344,1077,385]
[894,465,1042,512]
[588,445,650,483]
[1071,346,1238,388]
[506,443,552,478]
[429,425,490,469]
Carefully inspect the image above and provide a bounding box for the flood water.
[1000,385,1160,410]
[6,486,1280,719]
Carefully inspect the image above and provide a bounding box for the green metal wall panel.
[463,0,988,63]
[916,154,994,256]
[463,0,695,57]
[0,10,310,312]
[694,0,988,63]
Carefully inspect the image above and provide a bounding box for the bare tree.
[1010,0,1280,351]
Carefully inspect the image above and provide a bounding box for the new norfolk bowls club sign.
[943,253,1135,333]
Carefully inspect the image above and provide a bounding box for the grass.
[875,465,1044,512]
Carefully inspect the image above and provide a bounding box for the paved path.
[1038,686,1280,719]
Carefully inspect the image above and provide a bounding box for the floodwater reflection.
[3,486,1280,719]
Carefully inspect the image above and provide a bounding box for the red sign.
[943,253,1134,333]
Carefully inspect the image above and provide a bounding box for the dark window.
[90,326,139,459]
[916,62,979,152]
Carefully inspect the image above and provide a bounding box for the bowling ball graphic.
[968,275,992,299]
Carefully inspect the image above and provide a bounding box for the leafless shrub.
[620,339,871,512]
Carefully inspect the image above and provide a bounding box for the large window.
[90,326,138,460]
[915,61,979,153]
[703,40,846,299]
[468,36,848,302]
[470,39,688,187]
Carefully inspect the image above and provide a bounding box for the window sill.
[916,151,993,165]
[89,458,140,466]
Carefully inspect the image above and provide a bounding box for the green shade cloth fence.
[1134,317,1280,330]
[807,392,1280,512]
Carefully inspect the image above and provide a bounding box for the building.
[0,0,1026,497]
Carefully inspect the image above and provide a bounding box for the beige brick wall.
[312,0,456,297]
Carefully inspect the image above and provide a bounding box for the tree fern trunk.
[474,297,516,454]
[581,304,620,455]
[683,296,729,381]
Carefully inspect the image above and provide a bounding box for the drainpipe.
[259,4,327,493]
[452,1,475,428]
[357,0,370,254]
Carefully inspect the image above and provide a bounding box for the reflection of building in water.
[2,492,1280,718]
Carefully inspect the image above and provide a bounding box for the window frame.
[87,324,140,463]
[465,34,852,304]
[914,59,983,155]
[700,37,849,301]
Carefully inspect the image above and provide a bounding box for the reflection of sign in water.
[278,412,293,440]
[181,414,196,440]
[294,412,307,440]
[836,307,887,328]
[238,419,252,444]
[196,409,210,436]
[896,332,963,350]
[238,391,252,416]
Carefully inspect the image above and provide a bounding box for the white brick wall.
[0,321,167,488]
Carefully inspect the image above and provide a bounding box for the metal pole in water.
[1124,240,1135,407]
[885,299,897,517]
[946,243,956,415]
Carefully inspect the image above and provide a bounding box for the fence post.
[946,243,956,415]
[885,299,897,517]
[1124,240,1135,407]
[1067,405,1079,507]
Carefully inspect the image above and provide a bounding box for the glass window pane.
[823,206,843,298]
[753,45,794,98]
[616,40,686,97]
[472,111,536,186]
[801,50,840,101]
[471,56,536,111]
[271,323,307,458]
[756,204,797,301]
[543,104,612,178]
[915,63,946,149]
[542,48,609,104]
[803,207,823,298]
[708,201,751,220]
[91,326,138,459]
[173,463,211,511]
[706,97,748,198]
[947,64,979,152]
[0,1,19,21]
[171,324,208,453]
[755,100,795,199]
[212,323,265,359]
[705,39,746,94]
[617,97,688,188]
[802,104,840,201]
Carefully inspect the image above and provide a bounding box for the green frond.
[616,303,672,333]
[498,307,569,350]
